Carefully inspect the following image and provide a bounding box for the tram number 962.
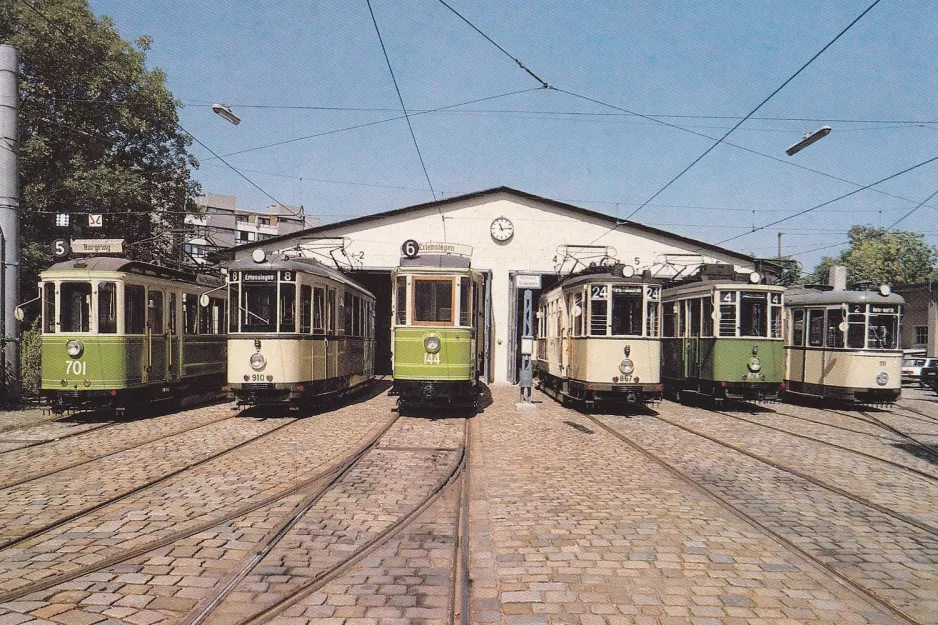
[65,360,87,376]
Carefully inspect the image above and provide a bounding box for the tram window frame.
[313,287,325,334]
[352,295,362,336]
[791,309,805,346]
[611,285,643,337]
[868,313,898,350]
[168,293,177,335]
[240,283,276,333]
[769,292,783,338]
[678,299,687,337]
[97,282,117,334]
[327,289,336,334]
[395,276,407,326]
[300,285,312,334]
[702,297,714,337]
[183,293,198,335]
[412,277,455,326]
[200,297,223,335]
[588,284,608,336]
[807,310,824,347]
[343,292,353,335]
[718,291,737,337]
[60,282,92,333]
[739,291,767,338]
[688,298,702,337]
[228,283,240,333]
[663,301,676,338]
[569,294,581,337]
[279,282,297,333]
[148,290,164,334]
[459,277,471,326]
[825,309,845,348]
[646,300,659,337]
[125,284,146,335]
[43,283,55,333]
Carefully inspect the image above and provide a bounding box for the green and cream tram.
[39,257,227,413]
[661,266,785,405]
[784,286,903,404]
[389,252,485,407]
[535,265,664,408]
[225,251,375,407]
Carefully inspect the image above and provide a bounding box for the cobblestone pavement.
[0,384,935,625]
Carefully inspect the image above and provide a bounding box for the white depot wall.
[236,191,754,383]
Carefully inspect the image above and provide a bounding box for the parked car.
[921,364,938,391]
[901,357,938,386]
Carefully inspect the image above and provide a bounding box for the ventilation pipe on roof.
[829,265,847,291]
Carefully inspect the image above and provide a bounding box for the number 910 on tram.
[225,251,375,407]
[535,265,665,408]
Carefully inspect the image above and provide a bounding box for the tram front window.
[740,292,767,337]
[414,279,453,324]
[868,315,898,349]
[60,282,92,333]
[241,284,276,332]
[611,286,643,336]
[43,283,55,333]
[279,283,296,332]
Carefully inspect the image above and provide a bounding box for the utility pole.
[0,45,19,402]
[777,232,783,258]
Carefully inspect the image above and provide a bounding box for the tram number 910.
[65,360,87,376]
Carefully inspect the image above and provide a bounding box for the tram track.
[583,413,924,625]
[705,407,938,483]
[828,408,938,465]
[894,401,938,425]
[0,413,402,604]
[182,417,470,625]
[0,416,303,553]
[652,410,938,537]
[0,411,72,436]
[0,412,238,490]
[0,421,118,454]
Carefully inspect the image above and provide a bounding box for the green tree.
[809,226,936,287]
[772,257,803,286]
[0,0,199,294]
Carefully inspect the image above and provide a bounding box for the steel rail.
[0,414,400,604]
[584,413,922,625]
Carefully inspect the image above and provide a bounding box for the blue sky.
[88,0,938,272]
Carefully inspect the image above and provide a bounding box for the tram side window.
[646,301,659,337]
[678,300,686,337]
[343,292,353,335]
[313,288,325,334]
[125,285,146,334]
[791,310,804,346]
[807,310,824,347]
[43,283,55,333]
[847,308,865,348]
[687,298,701,337]
[200,298,222,334]
[98,282,117,334]
[718,291,736,337]
[769,293,783,338]
[740,292,767,337]
[702,297,714,337]
[663,302,676,337]
[352,296,362,336]
[414,279,453,324]
[228,283,239,333]
[183,294,197,334]
[868,314,898,349]
[168,293,177,335]
[149,291,164,334]
[611,286,643,336]
[300,285,312,333]
[826,309,845,348]
[241,284,276,333]
[60,282,92,333]
[327,290,336,334]
[395,277,407,325]
[280,283,296,333]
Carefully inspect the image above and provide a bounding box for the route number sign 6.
[401,239,420,258]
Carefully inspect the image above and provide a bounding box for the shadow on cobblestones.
[238,379,393,419]
[894,442,938,466]
[394,382,491,418]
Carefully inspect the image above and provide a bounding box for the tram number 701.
[424,353,441,365]
[65,360,87,376]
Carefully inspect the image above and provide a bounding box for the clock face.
[490,216,514,242]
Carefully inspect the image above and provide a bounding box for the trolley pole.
[0,45,19,402]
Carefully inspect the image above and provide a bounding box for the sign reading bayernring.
[71,239,124,254]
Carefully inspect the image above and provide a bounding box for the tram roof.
[399,254,472,269]
[558,271,665,291]
[43,257,216,285]
[226,253,374,298]
[785,288,905,307]
[662,279,785,298]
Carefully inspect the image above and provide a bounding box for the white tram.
[535,265,664,408]
[225,251,375,407]
[784,286,903,404]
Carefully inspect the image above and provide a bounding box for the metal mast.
[0,45,20,400]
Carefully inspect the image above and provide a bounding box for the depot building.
[218,187,770,384]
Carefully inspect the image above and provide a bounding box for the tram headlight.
[66,340,83,358]
[424,334,441,354]
[876,372,889,386]
[748,357,761,372]
[249,352,266,371]
[619,358,634,375]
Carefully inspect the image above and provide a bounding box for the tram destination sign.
[871,305,898,314]
[241,271,276,282]
[71,239,124,254]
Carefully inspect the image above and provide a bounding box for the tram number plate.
[424,353,441,365]
[247,373,267,382]
[244,383,273,390]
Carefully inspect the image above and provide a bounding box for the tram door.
[148,290,169,382]
[326,287,338,380]
[168,293,180,380]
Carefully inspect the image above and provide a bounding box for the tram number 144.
[424,353,441,365]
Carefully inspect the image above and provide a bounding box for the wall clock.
[490,216,514,242]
